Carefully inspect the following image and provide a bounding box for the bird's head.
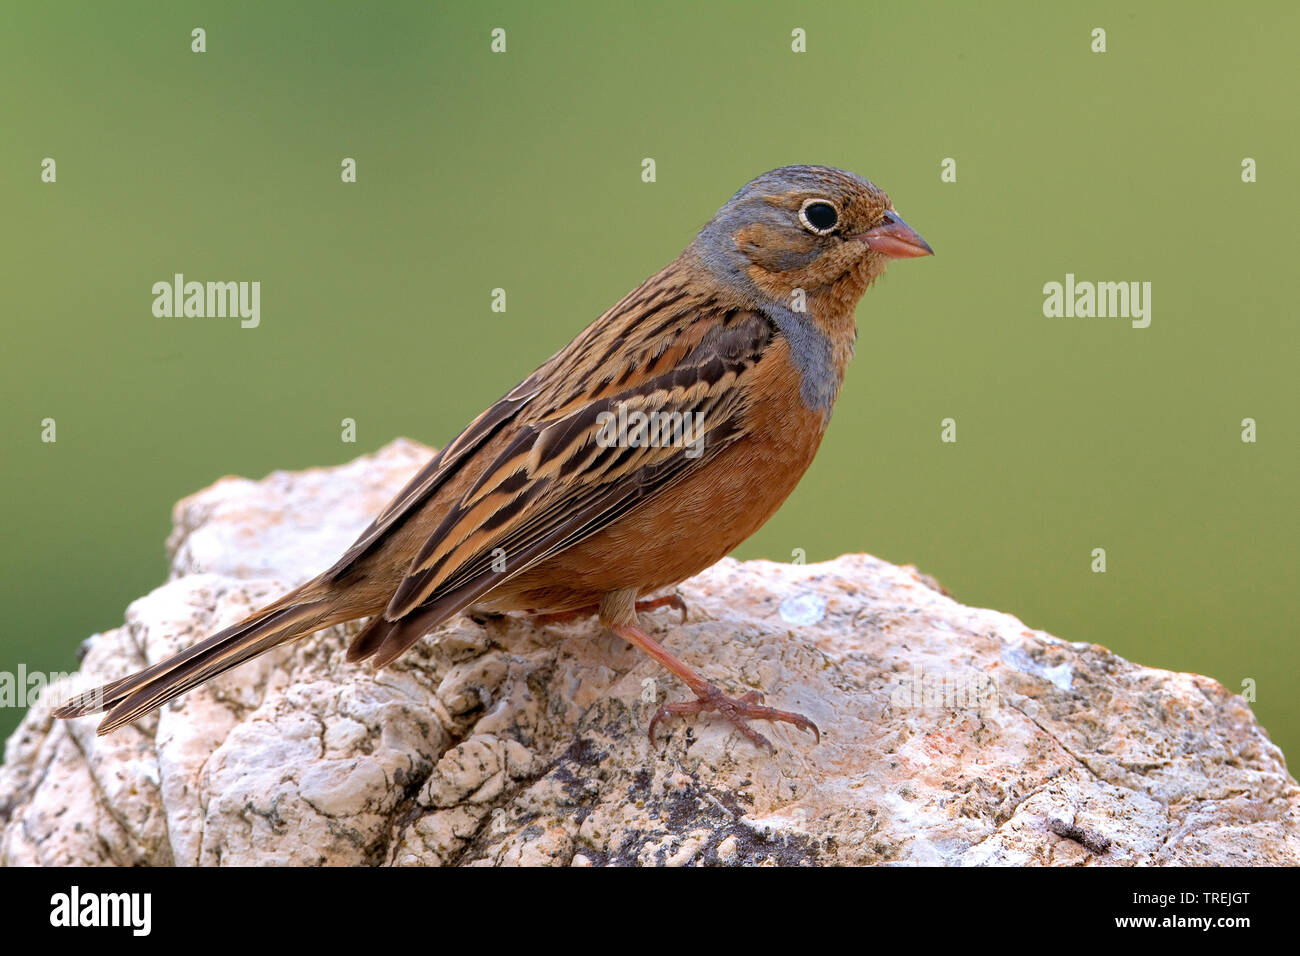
[689,165,932,313]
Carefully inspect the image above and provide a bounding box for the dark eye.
[799,199,839,235]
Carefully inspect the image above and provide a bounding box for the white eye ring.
[798,198,840,235]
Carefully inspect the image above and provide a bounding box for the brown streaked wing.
[322,375,543,580]
[323,270,700,581]
[382,308,774,621]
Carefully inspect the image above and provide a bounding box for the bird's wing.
[324,378,542,578]
[339,274,779,663]
[327,275,701,579]
[388,299,774,618]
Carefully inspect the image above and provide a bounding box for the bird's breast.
[488,336,830,610]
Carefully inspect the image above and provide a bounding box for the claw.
[647,682,820,751]
[635,594,688,624]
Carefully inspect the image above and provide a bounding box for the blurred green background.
[2,2,1296,760]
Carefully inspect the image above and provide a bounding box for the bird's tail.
[53,582,341,735]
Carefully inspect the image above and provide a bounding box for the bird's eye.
[799,199,840,235]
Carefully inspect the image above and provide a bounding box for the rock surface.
[2,439,1296,866]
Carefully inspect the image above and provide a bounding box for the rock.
[2,440,1296,866]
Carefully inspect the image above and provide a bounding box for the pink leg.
[606,618,819,752]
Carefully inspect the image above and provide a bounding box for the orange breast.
[489,337,831,612]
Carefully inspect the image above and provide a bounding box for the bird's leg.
[530,593,687,627]
[598,589,819,752]
[631,594,689,621]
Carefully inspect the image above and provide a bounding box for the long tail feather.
[54,587,334,735]
[345,608,440,668]
[347,572,507,669]
[343,614,394,663]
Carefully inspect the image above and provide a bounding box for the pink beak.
[856,210,933,259]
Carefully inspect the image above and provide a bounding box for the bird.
[55,164,932,750]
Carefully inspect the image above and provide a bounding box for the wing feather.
[329,270,777,665]
[380,307,773,620]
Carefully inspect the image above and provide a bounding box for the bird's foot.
[632,594,688,623]
[648,684,820,752]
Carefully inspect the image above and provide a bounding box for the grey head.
[686,165,932,411]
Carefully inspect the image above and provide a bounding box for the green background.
[2,2,1296,762]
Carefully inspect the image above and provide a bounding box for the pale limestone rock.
[2,440,1296,866]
